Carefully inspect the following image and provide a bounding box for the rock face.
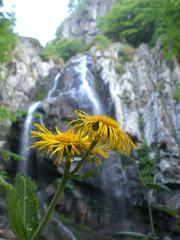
[40,42,180,238]
[1,31,180,240]
[0,37,55,110]
[56,0,115,43]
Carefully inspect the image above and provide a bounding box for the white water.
[19,101,41,171]
[47,72,61,99]
[74,55,102,115]
[19,72,61,172]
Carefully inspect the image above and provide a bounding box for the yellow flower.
[69,110,136,154]
[31,123,107,165]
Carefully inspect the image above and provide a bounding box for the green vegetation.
[42,38,82,62]
[99,0,180,60]
[114,45,136,75]
[68,0,88,13]
[0,173,39,239]
[0,0,16,63]
[94,35,110,50]
[0,106,26,126]
[114,63,125,75]
[175,83,180,101]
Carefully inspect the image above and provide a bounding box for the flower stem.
[70,138,98,176]
[30,160,71,240]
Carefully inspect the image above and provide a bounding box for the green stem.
[30,160,71,240]
[148,190,156,239]
[70,138,98,176]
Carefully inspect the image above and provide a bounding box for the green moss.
[35,88,46,101]
[114,63,125,75]
[174,83,180,101]
[42,38,82,62]
[120,44,136,62]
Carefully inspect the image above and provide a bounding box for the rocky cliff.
[56,0,115,43]
[36,42,180,238]
[0,37,57,110]
[0,3,180,239]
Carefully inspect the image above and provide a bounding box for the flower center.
[55,132,80,144]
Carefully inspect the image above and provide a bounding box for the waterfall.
[19,72,61,172]
[74,55,102,115]
[47,72,61,99]
[19,101,41,172]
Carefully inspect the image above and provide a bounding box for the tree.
[99,0,180,59]
[0,0,16,63]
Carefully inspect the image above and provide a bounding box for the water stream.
[18,56,104,239]
[19,72,61,172]
[74,55,102,115]
[19,72,77,240]
[19,101,41,172]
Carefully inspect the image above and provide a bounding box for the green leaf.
[115,231,152,239]
[7,173,39,239]
[7,188,27,239]
[175,225,180,231]
[152,204,179,218]
[145,183,172,193]
[72,169,99,180]
[0,174,14,191]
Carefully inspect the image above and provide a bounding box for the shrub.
[114,63,125,75]
[175,83,180,101]
[98,0,180,60]
[0,1,16,63]
[94,35,110,50]
[42,38,82,62]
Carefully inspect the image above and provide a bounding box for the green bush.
[94,35,110,50]
[42,38,82,62]
[114,63,125,75]
[99,0,180,60]
[0,0,16,63]
[175,83,180,101]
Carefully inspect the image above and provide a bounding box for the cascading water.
[19,72,76,240]
[19,72,61,172]
[19,101,41,172]
[47,72,61,99]
[73,55,102,115]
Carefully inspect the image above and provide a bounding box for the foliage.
[98,0,180,59]
[0,105,26,133]
[0,149,23,162]
[0,0,16,63]
[42,38,82,62]
[175,83,180,101]
[0,173,39,239]
[114,63,125,75]
[115,231,153,239]
[79,34,111,53]
[118,142,179,239]
[94,35,110,50]
[136,143,155,184]
[68,0,88,13]
[119,44,136,62]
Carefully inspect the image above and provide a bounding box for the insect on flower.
[31,123,107,165]
[69,110,137,154]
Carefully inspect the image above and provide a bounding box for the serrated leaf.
[152,204,179,218]
[114,231,152,239]
[145,183,172,193]
[7,188,27,239]
[0,174,14,191]
[7,173,39,239]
